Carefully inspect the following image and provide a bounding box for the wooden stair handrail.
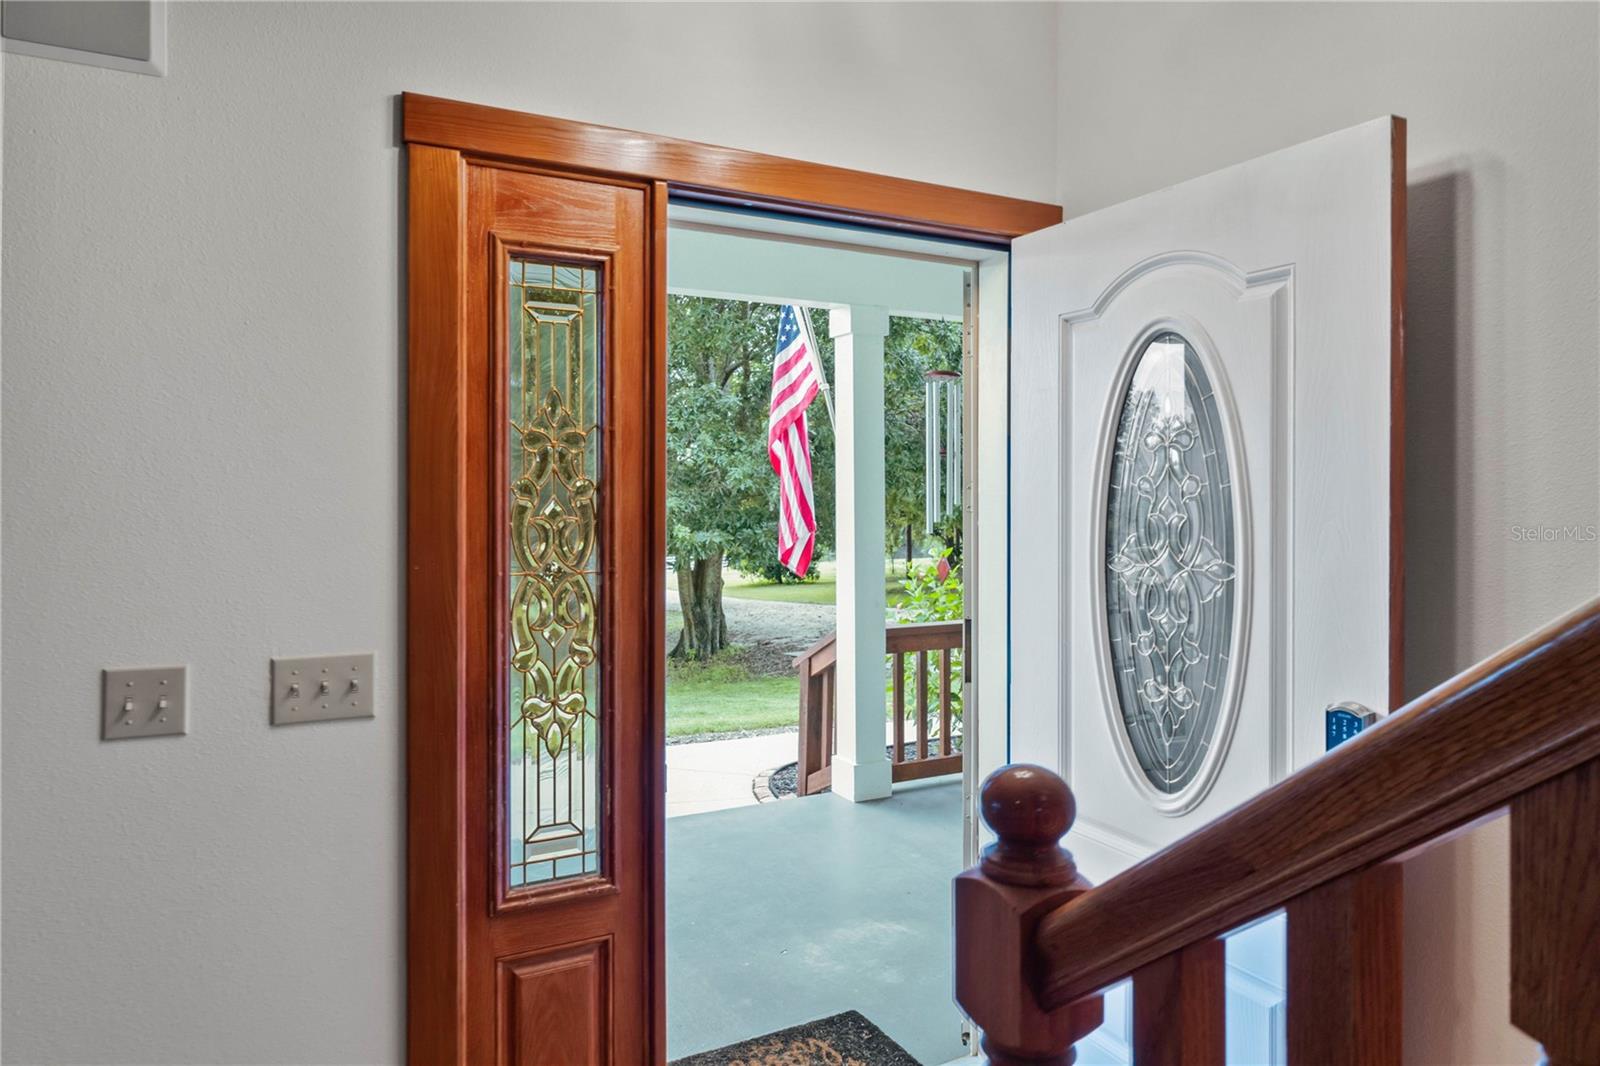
[1031,594,1600,1010]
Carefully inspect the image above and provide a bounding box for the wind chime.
[923,370,962,536]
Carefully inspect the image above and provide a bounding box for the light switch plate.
[102,665,187,740]
[271,653,374,725]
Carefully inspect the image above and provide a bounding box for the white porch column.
[829,304,892,802]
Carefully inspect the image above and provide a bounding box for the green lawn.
[721,557,923,607]
[663,557,936,737]
[666,656,798,737]
[719,578,841,604]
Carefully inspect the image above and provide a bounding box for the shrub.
[888,550,963,738]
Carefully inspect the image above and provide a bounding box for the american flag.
[768,305,825,576]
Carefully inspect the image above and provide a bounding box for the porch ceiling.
[666,211,968,320]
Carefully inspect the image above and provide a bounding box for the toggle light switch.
[102,666,188,740]
[271,653,374,725]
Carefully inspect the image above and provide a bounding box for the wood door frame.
[404,91,1063,1065]
[403,93,1061,245]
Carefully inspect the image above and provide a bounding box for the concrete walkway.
[666,731,797,818]
[667,778,967,1066]
[665,720,952,819]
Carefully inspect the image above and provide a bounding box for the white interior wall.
[0,4,1058,1064]
[5,2,1597,1064]
[1057,4,1599,1062]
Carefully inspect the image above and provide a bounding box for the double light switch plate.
[103,665,188,740]
[271,653,374,725]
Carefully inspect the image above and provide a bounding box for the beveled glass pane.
[1105,331,1236,795]
[507,257,602,889]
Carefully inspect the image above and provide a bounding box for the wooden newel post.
[955,764,1103,1065]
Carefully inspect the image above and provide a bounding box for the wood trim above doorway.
[402,93,1063,243]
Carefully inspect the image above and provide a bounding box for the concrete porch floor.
[667,777,967,1065]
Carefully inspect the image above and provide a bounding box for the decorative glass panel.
[507,259,602,888]
[1105,331,1236,795]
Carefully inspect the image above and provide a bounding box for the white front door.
[1010,117,1405,880]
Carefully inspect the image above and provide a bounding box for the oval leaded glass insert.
[507,258,602,888]
[1105,331,1237,797]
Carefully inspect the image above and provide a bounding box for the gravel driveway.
[665,589,835,676]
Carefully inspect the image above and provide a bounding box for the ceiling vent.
[2,0,165,76]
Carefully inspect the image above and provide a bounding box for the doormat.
[670,1010,921,1066]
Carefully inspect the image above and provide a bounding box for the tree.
[666,296,836,659]
[882,316,963,561]
[666,299,959,659]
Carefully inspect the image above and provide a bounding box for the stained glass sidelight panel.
[1105,331,1237,796]
[506,259,603,888]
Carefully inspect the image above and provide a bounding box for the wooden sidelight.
[404,93,1061,1064]
[408,150,664,1064]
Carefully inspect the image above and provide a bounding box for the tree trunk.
[671,552,728,661]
